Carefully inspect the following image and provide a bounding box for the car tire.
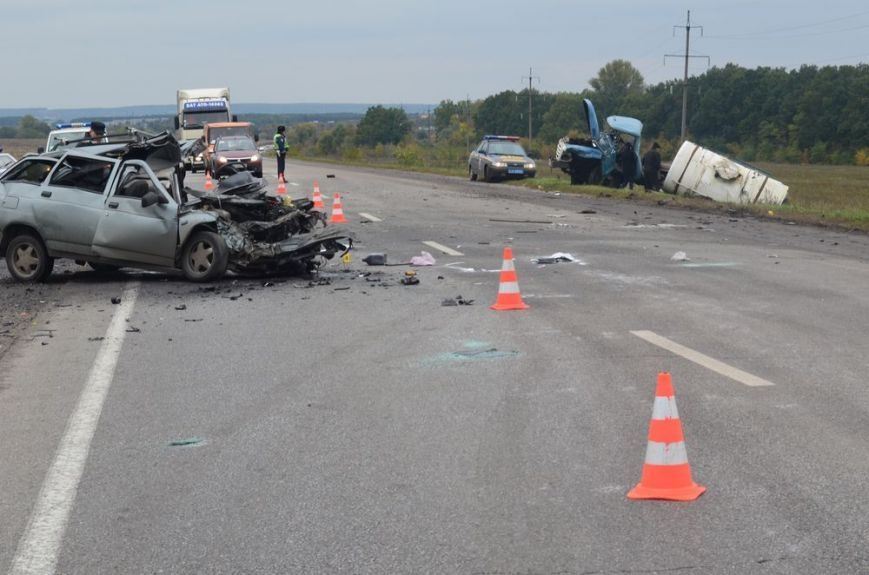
[6,234,53,283]
[482,166,490,183]
[254,170,263,178]
[181,230,228,282]
[469,166,477,181]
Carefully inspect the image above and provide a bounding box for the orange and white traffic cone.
[204,169,214,191]
[276,174,287,196]
[490,246,529,311]
[329,193,348,223]
[628,372,706,501]
[312,181,325,211]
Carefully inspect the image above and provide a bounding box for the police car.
[468,135,536,182]
[42,123,95,153]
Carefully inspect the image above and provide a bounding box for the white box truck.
[174,88,236,170]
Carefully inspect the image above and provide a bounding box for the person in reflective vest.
[273,125,287,181]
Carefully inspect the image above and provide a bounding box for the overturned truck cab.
[662,141,789,206]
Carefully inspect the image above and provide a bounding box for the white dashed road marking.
[422,241,463,256]
[631,330,776,387]
[11,283,140,575]
[359,213,382,222]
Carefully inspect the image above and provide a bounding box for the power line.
[705,10,869,39]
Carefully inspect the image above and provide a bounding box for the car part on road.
[409,251,436,266]
[401,270,419,285]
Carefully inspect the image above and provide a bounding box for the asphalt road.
[2,158,868,574]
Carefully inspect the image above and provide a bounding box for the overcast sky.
[2,0,868,108]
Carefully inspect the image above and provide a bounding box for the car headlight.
[525,162,536,169]
[217,156,228,164]
[250,154,260,162]
[492,161,506,168]
[195,154,203,161]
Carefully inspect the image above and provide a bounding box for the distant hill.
[0,103,434,122]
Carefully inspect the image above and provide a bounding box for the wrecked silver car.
[0,132,352,282]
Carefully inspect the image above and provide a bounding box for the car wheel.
[181,230,228,282]
[6,234,53,282]
[482,166,490,182]
[469,166,477,181]
[254,170,263,178]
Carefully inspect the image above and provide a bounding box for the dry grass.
[1,139,43,159]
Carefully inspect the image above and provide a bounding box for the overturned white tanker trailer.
[662,141,788,206]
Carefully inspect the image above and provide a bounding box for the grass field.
[1,139,42,158]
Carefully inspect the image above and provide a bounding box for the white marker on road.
[359,212,382,222]
[422,241,463,256]
[631,330,775,387]
[11,283,140,575]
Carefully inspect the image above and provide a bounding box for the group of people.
[617,140,662,192]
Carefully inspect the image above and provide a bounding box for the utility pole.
[522,67,540,147]
[665,10,709,142]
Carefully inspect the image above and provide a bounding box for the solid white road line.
[11,283,140,575]
[359,212,382,222]
[630,330,776,387]
[422,241,463,256]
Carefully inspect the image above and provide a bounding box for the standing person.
[77,121,106,146]
[618,140,636,190]
[273,125,287,182]
[642,142,662,192]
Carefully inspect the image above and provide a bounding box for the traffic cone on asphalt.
[329,193,348,223]
[204,169,214,191]
[490,247,529,311]
[627,372,706,501]
[312,181,325,211]
[276,174,287,196]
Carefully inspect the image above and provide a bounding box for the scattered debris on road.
[442,295,474,306]
[532,253,582,265]
[671,251,690,262]
[401,270,420,285]
[410,251,436,266]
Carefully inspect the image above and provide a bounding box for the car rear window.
[49,156,114,193]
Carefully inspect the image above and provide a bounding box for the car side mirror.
[174,116,180,130]
[254,134,260,142]
[37,146,45,154]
